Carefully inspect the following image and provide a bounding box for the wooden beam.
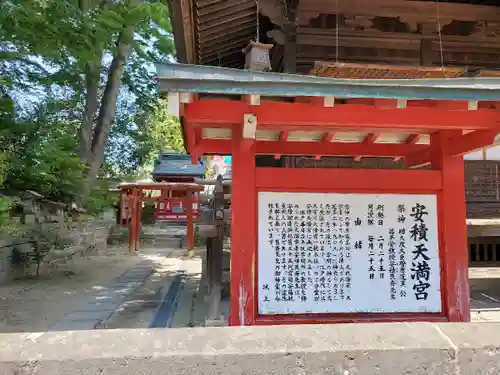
[314,132,334,160]
[242,114,257,139]
[323,96,335,107]
[274,131,289,160]
[298,0,500,23]
[184,100,499,132]
[468,101,479,111]
[244,94,261,106]
[283,9,298,73]
[168,92,180,117]
[256,167,442,191]
[354,132,379,161]
[420,38,434,66]
[395,133,421,162]
[167,0,191,63]
[195,139,427,158]
[405,129,500,167]
[448,129,500,157]
[297,27,500,49]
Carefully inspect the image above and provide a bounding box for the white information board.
[258,192,441,315]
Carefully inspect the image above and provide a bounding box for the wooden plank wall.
[465,161,500,219]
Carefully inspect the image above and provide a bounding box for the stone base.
[2,323,500,374]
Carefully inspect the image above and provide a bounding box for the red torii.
[119,182,204,252]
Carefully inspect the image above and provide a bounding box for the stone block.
[436,322,500,374]
[0,323,458,375]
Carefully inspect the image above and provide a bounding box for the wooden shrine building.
[152,151,206,183]
[164,0,500,326]
[151,152,205,222]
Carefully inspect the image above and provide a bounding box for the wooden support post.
[134,189,143,251]
[119,192,124,229]
[230,124,256,326]
[431,131,470,322]
[185,191,195,250]
[283,23,297,73]
[129,188,138,252]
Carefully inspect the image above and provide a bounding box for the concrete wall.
[0,322,499,374]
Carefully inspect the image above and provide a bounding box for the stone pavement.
[51,249,173,331]
[470,267,500,322]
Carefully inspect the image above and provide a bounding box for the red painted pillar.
[129,188,138,252]
[230,126,256,326]
[135,189,143,251]
[119,191,124,229]
[185,191,195,250]
[431,131,470,322]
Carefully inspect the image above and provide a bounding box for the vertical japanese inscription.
[258,193,441,315]
[410,203,432,301]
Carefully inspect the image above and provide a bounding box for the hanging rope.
[436,0,444,70]
[335,0,339,63]
[255,0,260,42]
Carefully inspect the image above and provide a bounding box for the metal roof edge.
[156,63,500,101]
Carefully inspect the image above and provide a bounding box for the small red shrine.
[118,182,204,251]
[158,63,500,326]
[151,152,206,221]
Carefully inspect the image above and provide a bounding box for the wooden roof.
[158,63,500,169]
[168,0,256,67]
[119,182,204,191]
[310,62,466,79]
[152,152,206,177]
[168,0,500,73]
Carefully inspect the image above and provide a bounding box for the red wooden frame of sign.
[228,129,470,326]
[176,97,492,326]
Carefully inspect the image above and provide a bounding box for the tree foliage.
[1,99,84,201]
[134,98,184,171]
[0,0,184,215]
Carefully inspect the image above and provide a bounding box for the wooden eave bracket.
[355,133,379,162]
[167,92,193,117]
[405,129,500,167]
[244,94,261,106]
[168,92,180,117]
[324,96,335,107]
[274,131,289,160]
[394,134,421,162]
[468,101,478,110]
[243,114,257,139]
[314,132,335,160]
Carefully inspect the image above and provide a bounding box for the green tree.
[2,99,85,202]
[133,97,184,174]
[0,0,174,196]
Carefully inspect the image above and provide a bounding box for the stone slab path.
[51,249,173,331]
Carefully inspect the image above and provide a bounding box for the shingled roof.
[152,152,206,178]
